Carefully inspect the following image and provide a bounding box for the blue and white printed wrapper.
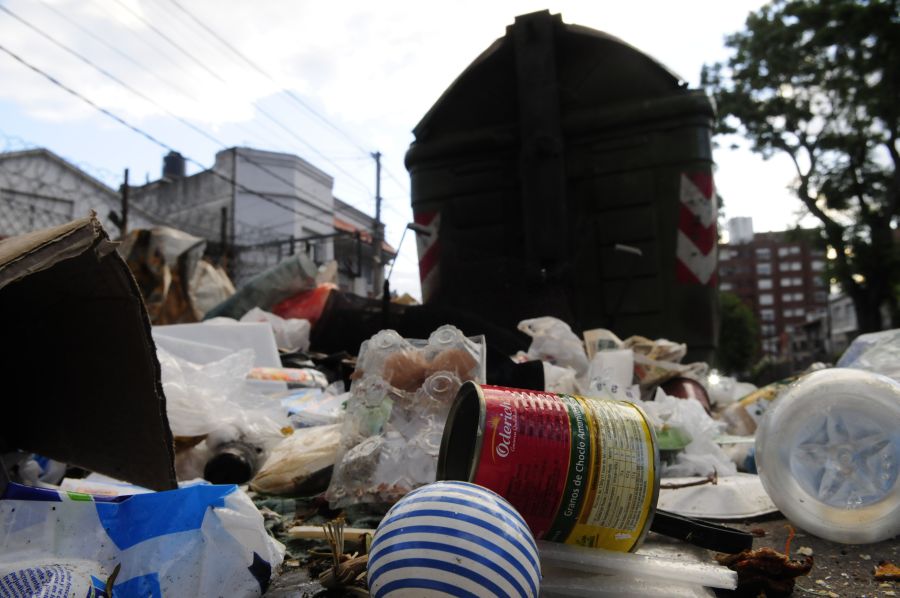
[0,482,283,597]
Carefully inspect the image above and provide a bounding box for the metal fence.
[210,230,368,288]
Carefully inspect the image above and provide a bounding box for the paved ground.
[263,504,900,597]
[715,516,899,598]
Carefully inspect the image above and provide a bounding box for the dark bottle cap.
[204,441,259,485]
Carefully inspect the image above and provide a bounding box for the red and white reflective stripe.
[414,210,441,302]
[675,172,717,285]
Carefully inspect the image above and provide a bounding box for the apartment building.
[718,220,829,358]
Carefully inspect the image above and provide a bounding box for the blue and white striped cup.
[367,481,541,597]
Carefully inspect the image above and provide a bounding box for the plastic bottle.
[755,368,900,544]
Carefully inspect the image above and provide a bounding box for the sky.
[0,0,812,299]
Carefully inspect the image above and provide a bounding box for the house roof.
[0,148,162,226]
[0,148,117,197]
[333,216,396,255]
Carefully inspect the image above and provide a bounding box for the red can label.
[473,385,656,552]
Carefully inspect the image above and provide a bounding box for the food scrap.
[875,561,900,582]
[716,547,814,597]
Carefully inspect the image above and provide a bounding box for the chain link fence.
[0,191,74,238]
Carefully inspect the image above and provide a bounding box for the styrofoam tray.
[657,472,778,519]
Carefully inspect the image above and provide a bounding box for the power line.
[0,42,343,232]
[0,10,376,230]
[165,0,373,157]
[31,0,304,156]
[382,164,411,195]
[109,0,227,85]
[1,9,382,229]
[76,0,349,179]
[107,0,374,196]
[0,4,224,147]
[154,0,380,200]
[34,0,190,104]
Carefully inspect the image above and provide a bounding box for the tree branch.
[849,156,873,221]
[776,137,840,231]
[774,138,860,297]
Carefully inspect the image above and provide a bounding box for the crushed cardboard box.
[0,214,176,491]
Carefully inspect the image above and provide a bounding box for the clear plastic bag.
[157,348,289,482]
[640,388,737,478]
[836,328,900,382]
[325,325,485,508]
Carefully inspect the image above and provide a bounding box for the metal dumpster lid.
[412,10,687,142]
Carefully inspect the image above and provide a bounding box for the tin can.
[437,382,659,552]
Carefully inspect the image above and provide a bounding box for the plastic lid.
[756,368,900,544]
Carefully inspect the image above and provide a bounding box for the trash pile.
[1,218,898,597]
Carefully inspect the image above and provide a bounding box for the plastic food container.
[755,368,900,544]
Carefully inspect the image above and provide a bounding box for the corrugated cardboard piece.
[0,214,176,490]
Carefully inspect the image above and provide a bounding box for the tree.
[717,291,759,375]
[703,0,899,332]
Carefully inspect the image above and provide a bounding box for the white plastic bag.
[640,388,737,478]
[543,362,579,394]
[240,307,311,352]
[518,317,589,376]
[0,483,283,597]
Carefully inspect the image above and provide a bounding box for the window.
[758,278,772,290]
[760,294,774,306]
[794,277,803,286]
[813,277,826,287]
[812,260,825,271]
[757,263,772,275]
[778,247,790,257]
[756,247,771,260]
[782,293,793,303]
[760,309,775,322]
[791,261,802,271]
[781,278,795,287]
[814,291,828,302]
[794,292,805,302]
[720,282,733,291]
[720,249,734,261]
[790,246,801,255]
[779,262,791,272]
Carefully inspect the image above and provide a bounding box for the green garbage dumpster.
[406,10,719,361]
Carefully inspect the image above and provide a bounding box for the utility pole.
[220,206,228,267]
[371,151,384,296]
[120,168,129,238]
